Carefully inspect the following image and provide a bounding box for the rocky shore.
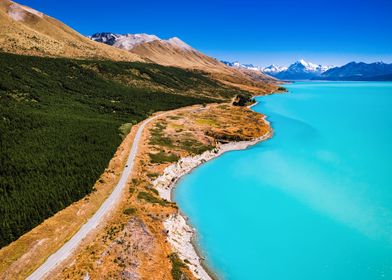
[152,125,272,280]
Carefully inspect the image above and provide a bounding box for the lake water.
[174,81,392,280]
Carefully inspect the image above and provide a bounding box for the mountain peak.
[298,59,307,65]
[321,61,392,80]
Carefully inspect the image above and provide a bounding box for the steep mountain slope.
[132,38,226,71]
[0,0,142,61]
[319,62,392,81]
[91,32,232,72]
[90,32,276,92]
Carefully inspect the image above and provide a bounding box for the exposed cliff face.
[0,1,143,61]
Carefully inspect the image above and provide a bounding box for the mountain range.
[319,62,392,81]
[223,59,392,81]
[223,59,334,80]
[89,32,275,92]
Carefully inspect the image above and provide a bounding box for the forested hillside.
[0,53,245,247]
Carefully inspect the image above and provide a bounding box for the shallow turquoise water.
[175,81,392,280]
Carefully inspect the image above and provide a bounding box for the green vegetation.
[149,188,159,196]
[149,151,180,164]
[179,138,214,155]
[232,94,253,106]
[118,122,134,139]
[195,118,218,126]
[149,121,213,154]
[168,253,190,280]
[0,52,245,247]
[146,172,160,179]
[137,191,169,206]
[278,86,288,92]
[123,207,136,216]
[149,122,174,147]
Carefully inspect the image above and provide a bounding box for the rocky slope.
[0,0,142,61]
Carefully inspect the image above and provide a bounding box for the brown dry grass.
[0,0,142,62]
[131,40,278,95]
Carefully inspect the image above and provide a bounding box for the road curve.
[27,114,160,280]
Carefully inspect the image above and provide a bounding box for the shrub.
[149,151,180,164]
[123,207,136,215]
[168,253,190,280]
[137,191,169,206]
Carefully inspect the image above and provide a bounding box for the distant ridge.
[223,59,392,81]
[318,62,392,81]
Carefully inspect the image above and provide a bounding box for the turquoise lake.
[174,81,392,280]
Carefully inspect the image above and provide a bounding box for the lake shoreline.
[153,113,272,280]
[155,81,392,279]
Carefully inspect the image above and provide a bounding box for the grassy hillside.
[0,53,246,247]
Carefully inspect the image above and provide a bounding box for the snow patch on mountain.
[90,33,159,51]
[113,34,159,51]
[90,33,194,51]
[221,61,262,71]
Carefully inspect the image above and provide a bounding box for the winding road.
[27,115,159,280]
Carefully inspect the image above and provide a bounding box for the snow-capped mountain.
[288,59,323,73]
[262,64,288,74]
[222,59,333,80]
[90,32,192,51]
[263,59,334,80]
[221,61,261,71]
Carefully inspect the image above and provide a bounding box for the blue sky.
[18,0,392,67]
